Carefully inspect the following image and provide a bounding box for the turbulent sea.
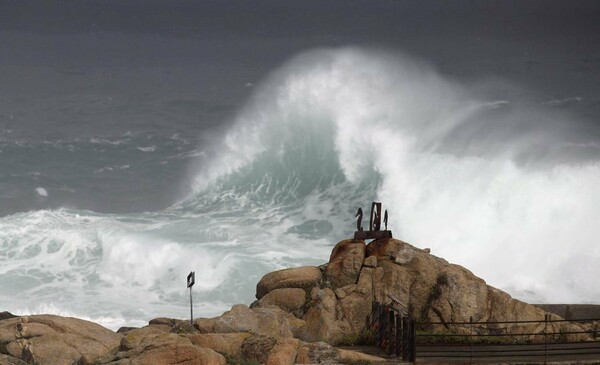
[1,48,600,330]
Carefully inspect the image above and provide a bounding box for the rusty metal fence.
[416,315,600,363]
[367,304,600,363]
[368,301,416,361]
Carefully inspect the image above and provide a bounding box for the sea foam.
[1,48,599,330]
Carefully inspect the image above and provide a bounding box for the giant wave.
[1,48,599,330]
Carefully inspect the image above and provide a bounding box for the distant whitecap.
[137,146,156,152]
[35,187,48,197]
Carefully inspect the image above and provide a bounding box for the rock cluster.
[0,237,591,364]
[0,314,120,365]
[254,238,590,344]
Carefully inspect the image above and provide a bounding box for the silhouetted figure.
[384,209,388,230]
[370,202,382,231]
[353,201,392,240]
[355,207,363,231]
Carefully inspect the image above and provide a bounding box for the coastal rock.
[337,349,388,363]
[0,315,121,365]
[148,317,178,326]
[170,320,198,334]
[194,317,215,333]
[250,237,588,343]
[265,338,300,365]
[241,335,276,364]
[198,304,302,339]
[185,332,251,359]
[295,341,338,364]
[212,305,258,333]
[338,267,374,333]
[299,288,349,343]
[363,255,377,268]
[252,288,306,313]
[0,312,16,321]
[256,266,322,300]
[119,325,171,351]
[369,239,589,339]
[0,354,27,365]
[324,239,365,288]
[101,332,225,365]
[366,237,417,261]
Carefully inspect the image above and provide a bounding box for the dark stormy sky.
[1,0,599,171]
[2,0,599,105]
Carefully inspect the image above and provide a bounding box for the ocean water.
[1,48,600,330]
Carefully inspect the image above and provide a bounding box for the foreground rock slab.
[99,331,225,365]
[0,315,121,365]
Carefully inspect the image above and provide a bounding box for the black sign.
[187,271,195,288]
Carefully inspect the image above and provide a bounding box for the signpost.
[187,271,195,325]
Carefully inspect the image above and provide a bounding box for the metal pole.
[410,318,416,363]
[189,286,193,325]
[187,271,195,326]
[469,316,473,365]
[544,314,548,365]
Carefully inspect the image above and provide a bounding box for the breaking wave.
[1,48,599,330]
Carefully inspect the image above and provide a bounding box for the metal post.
[187,271,195,325]
[396,313,402,357]
[544,314,548,365]
[388,310,395,354]
[189,286,193,325]
[402,317,416,362]
[410,318,416,363]
[469,316,473,365]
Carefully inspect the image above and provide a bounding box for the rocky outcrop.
[324,239,365,288]
[0,315,121,365]
[194,304,304,339]
[185,332,251,359]
[255,237,591,344]
[252,288,307,313]
[100,331,225,365]
[256,266,322,300]
[265,338,301,365]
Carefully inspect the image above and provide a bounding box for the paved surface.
[418,342,600,363]
[339,342,600,364]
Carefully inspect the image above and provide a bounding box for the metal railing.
[367,301,416,361]
[367,303,600,363]
[416,315,600,363]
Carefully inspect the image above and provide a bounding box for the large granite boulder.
[252,288,307,313]
[299,287,348,343]
[194,304,304,339]
[256,266,322,300]
[99,331,225,365]
[295,341,386,364]
[265,338,301,365]
[369,238,589,340]
[0,315,121,365]
[0,354,27,365]
[185,332,251,359]
[324,239,366,288]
